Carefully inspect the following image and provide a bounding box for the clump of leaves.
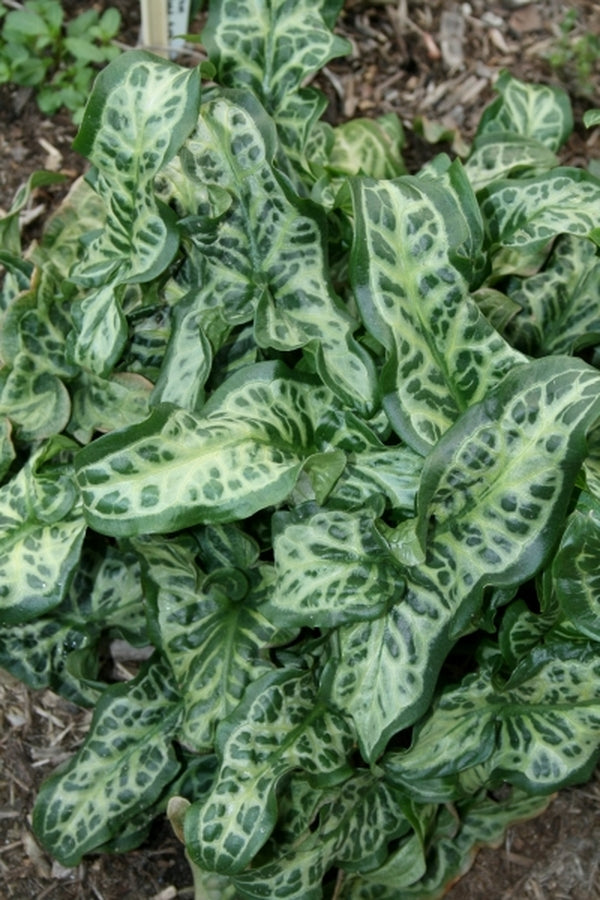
[1,1,600,897]
[0,0,121,122]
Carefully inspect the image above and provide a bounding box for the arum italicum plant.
[2,0,600,896]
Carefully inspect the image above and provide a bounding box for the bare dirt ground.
[1,1,600,898]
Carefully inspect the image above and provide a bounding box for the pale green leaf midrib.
[85,429,309,488]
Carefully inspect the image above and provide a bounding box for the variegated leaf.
[69,371,153,445]
[76,362,340,536]
[503,235,600,355]
[350,167,525,452]
[181,91,376,412]
[480,167,600,276]
[134,536,287,750]
[0,418,15,482]
[202,0,350,157]
[464,133,558,192]
[498,598,558,668]
[31,175,107,278]
[348,789,549,900]
[67,284,128,376]
[150,292,213,411]
[232,774,413,899]
[184,668,355,874]
[71,51,201,287]
[327,115,406,178]
[553,492,600,641]
[33,658,182,866]
[0,617,99,705]
[330,357,600,759]
[385,643,600,795]
[0,353,71,440]
[476,70,573,152]
[268,504,404,628]
[79,544,147,644]
[3,272,77,379]
[194,522,260,572]
[0,439,86,624]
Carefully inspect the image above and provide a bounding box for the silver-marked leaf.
[480,167,600,275]
[184,668,355,874]
[33,658,182,866]
[181,91,376,412]
[329,577,455,762]
[69,371,153,445]
[81,545,147,644]
[72,51,201,286]
[416,357,600,591]
[75,362,337,536]
[504,234,600,356]
[202,0,350,157]
[498,598,559,668]
[385,643,600,795]
[67,284,128,376]
[350,789,550,900]
[350,167,525,452]
[134,536,285,750]
[0,439,86,624]
[232,773,413,899]
[0,352,71,440]
[0,418,15,482]
[268,505,403,628]
[150,292,213,411]
[327,115,406,178]
[554,492,600,641]
[330,443,422,512]
[476,70,573,152]
[30,175,107,279]
[5,272,78,379]
[194,522,260,572]
[330,357,600,759]
[0,617,98,705]
[464,133,558,192]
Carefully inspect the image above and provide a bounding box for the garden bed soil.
[1,1,600,897]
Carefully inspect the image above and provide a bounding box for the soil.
[1,1,600,898]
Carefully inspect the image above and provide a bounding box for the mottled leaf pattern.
[134,536,284,750]
[202,0,350,156]
[476,71,573,152]
[480,168,600,273]
[326,115,406,178]
[385,643,600,795]
[33,659,182,866]
[554,493,600,641]
[69,371,152,444]
[72,52,201,286]
[465,133,558,192]
[269,504,404,627]
[76,363,338,535]
[503,235,600,356]
[1,13,598,898]
[0,440,86,624]
[181,91,376,411]
[0,617,98,705]
[184,668,355,874]
[350,170,525,452]
[0,353,71,440]
[331,358,600,759]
